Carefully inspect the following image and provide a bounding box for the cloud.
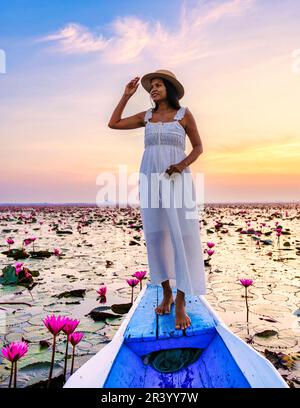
[36,22,110,54]
[36,0,256,64]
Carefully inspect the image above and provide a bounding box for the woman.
[108,69,206,330]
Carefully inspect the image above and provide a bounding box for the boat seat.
[124,283,217,356]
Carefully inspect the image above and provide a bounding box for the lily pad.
[18,361,64,388]
[0,265,18,285]
[29,250,52,259]
[255,329,278,338]
[22,325,53,342]
[105,316,123,326]
[55,289,86,299]
[2,249,30,260]
[77,319,106,333]
[87,307,122,321]
[260,239,273,245]
[111,303,132,314]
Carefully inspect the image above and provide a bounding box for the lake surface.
[0,203,299,387]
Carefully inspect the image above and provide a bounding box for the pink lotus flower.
[1,341,28,362]
[239,279,253,287]
[68,332,84,346]
[6,237,14,252]
[23,238,32,246]
[96,286,107,297]
[133,271,147,280]
[15,262,23,269]
[43,315,67,388]
[239,279,253,324]
[15,267,23,276]
[207,249,214,256]
[133,271,147,290]
[206,242,215,249]
[53,248,61,256]
[126,278,139,287]
[61,318,80,336]
[14,262,24,275]
[68,332,85,375]
[43,314,67,335]
[61,318,80,381]
[1,341,28,388]
[126,278,140,304]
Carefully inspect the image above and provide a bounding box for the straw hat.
[141,69,185,100]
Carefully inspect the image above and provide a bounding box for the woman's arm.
[178,108,203,169]
[108,94,146,129]
[108,76,146,130]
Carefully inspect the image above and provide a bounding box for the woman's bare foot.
[155,289,174,315]
[175,297,191,330]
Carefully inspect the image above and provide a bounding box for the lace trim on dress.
[144,107,186,123]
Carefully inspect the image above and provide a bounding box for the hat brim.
[141,72,184,100]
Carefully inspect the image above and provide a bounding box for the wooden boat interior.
[104,285,252,388]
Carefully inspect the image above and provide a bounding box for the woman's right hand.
[124,76,140,98]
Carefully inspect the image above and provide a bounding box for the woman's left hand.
[165,163,185,176]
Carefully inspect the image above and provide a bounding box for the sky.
[0,0,300,204]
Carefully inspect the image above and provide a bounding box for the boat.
[64,283,289,388]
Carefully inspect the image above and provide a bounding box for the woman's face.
[150,77,167,102]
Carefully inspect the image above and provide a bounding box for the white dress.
[139,106,207,296]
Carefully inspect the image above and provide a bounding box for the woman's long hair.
[151,77,181,112]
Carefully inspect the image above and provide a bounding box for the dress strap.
[144,108,153,123]
[174,106,186,121]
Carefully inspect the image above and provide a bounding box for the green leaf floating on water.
[17,343,64,369]
[88,306,122,321]
[111,303,132,314]
[255,330,278,338]
[1,249,30,260]
[29,250,52,258]
[17,362,63,388]
[0,265,18,285]
[55,289,86,299]
[105,316,123,326]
